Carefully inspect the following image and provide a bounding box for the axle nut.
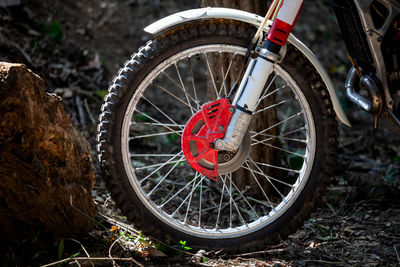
[214,139,225,150]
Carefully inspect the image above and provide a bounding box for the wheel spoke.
[130,153,179,157]
[198,176,203,228]
[219,175,247,225]
[257,84,288,104]
[220,67,228,96]
[218,53,236,96]
[184,172,201,224]
[130,130,183,140]
[161,70,200,110]
[215,175,226,229]
[147,156,185,197]
[227,174,260,217]
[204,53,219,97]
[254,98,292,115]
[131,122,186,128]
[138,152,183,184]
[251,140,305,158]
[251,111,303,139]
[142,96,184,130]
[281,126,306,136]
[248,157,285,199]
[170,175,206,216]
[251,160,300,174]
[160,174,198,208]
[187,57,201,110]
[229,173,233,228]
[250,125,307,146]
[153,83,198,111]
[254,75,277,110]
[244,161,274,209]
[249,131,306,144]
[250,126,306,140]
[175,63,196,115]
[133,109,184,137]
[135,158,186,171]
[241,164,294,188]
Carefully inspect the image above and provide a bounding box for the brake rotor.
[182,98,250,179]
[218,131,250,175]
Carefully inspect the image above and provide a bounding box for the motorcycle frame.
[352,0,400,110]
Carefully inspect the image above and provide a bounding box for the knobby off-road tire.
[97,20,338,252]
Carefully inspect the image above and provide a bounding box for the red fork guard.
[182,98,234,179]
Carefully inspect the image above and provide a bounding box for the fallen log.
[0,62,97,242]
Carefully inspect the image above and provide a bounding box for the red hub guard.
[182,98,234,179]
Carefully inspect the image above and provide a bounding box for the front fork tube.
[214,49,280,152]
[214,0,304,152]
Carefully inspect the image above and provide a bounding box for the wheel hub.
[182,98,250,179]
[218,131,250,175]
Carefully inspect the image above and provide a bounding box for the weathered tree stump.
[0,62,97,242]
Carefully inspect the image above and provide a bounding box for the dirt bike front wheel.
[97,20,338,252]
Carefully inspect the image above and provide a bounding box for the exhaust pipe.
[345,67,371,112]
[345,67,382,115]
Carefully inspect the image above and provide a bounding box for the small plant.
[48,21,63,42]
[94,90,108,100]
[178,240,192,251]
[57,239,64,260]
[35,21,63,42]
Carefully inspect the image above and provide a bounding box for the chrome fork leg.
[214,50,281,152]
[214,0,304,152]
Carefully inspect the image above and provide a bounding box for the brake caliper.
[182,98,234,179]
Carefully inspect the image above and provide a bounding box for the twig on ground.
[233,247,303,257]
[0,0,21,7]
[75,94,87,127]
[84,97,96,124]
[103,196,112,210]
[78,89,97,98]
[339,135,363,148]
[64,238,93,267]
[99,211,196,259]
[351,197,384,207]
[108,235,124,267]
[326,202,337,215]
[394,244,400,262]
[0,32,34,66]
[340,238,352,246]
[150,235,196,256]
[69,195,108,230]
[325,192,350,219]
[301,259,345,265]
[41,256,142,267]
[13,43,33,66]
[99,212,141,235]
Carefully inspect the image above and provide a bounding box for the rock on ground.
[0,62,97,242]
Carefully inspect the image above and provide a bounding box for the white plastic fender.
[144,7,351,127]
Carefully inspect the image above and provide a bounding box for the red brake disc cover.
[182,98,234,179]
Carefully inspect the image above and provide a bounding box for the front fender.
[144,7,351,127]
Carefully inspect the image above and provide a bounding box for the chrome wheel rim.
[121,44,316,238]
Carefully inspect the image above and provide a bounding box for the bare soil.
[0,0,399,266]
